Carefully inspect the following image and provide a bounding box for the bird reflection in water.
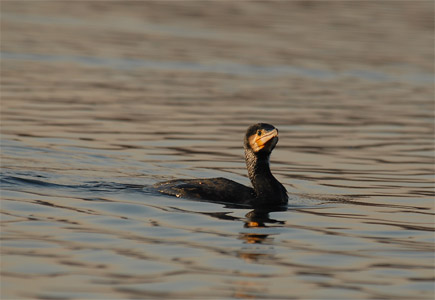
[238,208,286,262]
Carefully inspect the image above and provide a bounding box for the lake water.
[1,2,434,299]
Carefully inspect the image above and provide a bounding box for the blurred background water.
[1,1,434,299]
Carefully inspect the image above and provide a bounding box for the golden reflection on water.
[1,1,434,300]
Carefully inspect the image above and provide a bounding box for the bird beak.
[251,128,278,152]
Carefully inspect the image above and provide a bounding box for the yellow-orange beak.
[250,128,278,152]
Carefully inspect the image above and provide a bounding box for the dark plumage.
[154,123,288,208]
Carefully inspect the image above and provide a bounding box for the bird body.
[154,123,288,208]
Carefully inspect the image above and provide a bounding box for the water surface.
[1,2,434,299]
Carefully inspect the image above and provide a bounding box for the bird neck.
[244,149,286,203]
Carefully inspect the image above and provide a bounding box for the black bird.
[154,123,288,208]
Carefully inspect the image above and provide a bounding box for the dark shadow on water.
[244,208,286,227]
[0,174,146,193]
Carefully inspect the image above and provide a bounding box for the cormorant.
[154,123,288,208]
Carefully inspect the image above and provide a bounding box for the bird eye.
[257,130,262,136]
